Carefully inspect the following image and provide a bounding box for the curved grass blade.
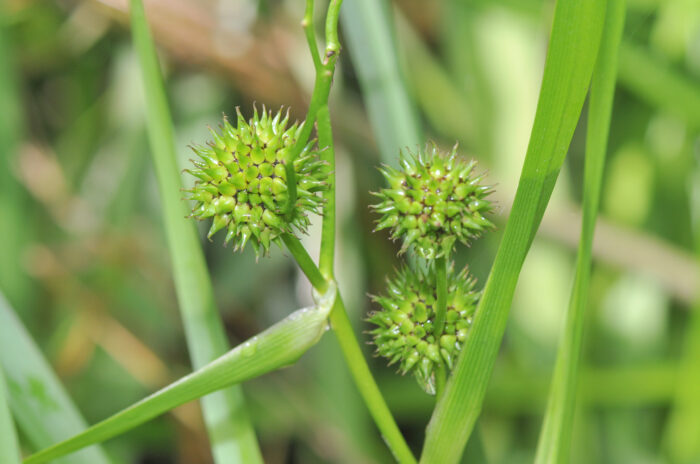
[128,1,261,462]
[419,1,606,462]
[534,1,626,462]
[0,294,112,464]
[24,286,336,464]
[0,364,21,464]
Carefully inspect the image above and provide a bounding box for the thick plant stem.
[433,256,448,337]
[281,236,415,463]
[329,296,417,464]
[281,233,328,293]
[284,0,344,221]
[317,104,336,277]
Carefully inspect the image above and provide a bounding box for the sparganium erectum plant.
[185,107,327,257]
[369,143,494,397]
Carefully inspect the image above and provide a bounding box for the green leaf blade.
[419,1,607,462]
[534,1,627,462]
[127,1,262,462]
[24,287,336,464]
[0,295,112,464]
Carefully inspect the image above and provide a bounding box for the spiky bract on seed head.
[184,107,327,257]
[372,144,494,259]
[368,264,479,394]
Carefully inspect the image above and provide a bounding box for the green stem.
[317,104,336,277]
[433,256,448,337]
[281,236,415,463]
[281,233,328,293]
[324,0,343,55]
[303,0,321,71]
[284,0,344,221]
[329,296,417,464]
[284,1,412,460]
[435,365,447,401]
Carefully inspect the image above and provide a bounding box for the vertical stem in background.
[419,0,606,461]
[340,0,422,167]
[128,1,263,463]
[534,1,626,462]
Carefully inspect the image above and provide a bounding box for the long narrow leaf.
[419,1,606,462]
[534,1,626,462]
[0,365,21,464]
[24,286,336,464]
[341,0,422,167]
[0,295,111,464]
[128,1,262,462]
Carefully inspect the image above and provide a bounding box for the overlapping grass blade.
[419,1,606,462]
[534,1,626,462]
[128,1,261,462]
[24,287,336,464]
[0,364,22,464]
[0,294,112,464]
[341,0,421,166]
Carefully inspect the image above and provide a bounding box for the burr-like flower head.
[368,265,480,394]
[372,144,494,259]
[185,107,327,257]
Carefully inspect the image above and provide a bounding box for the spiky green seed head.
[184,107,327,257]
[372,144,494,259]
[368,265,479,394]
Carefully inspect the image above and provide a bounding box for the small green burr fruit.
[184,107,327,257]
[368,265,480,394]
[372,143,494,259]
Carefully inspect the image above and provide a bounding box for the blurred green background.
[1,0,699,462]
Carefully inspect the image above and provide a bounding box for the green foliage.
[2,0,699,462]
[128,0,262,461]
[420,0,607,461]
[0,295,111,464]
[23,284,336,464]
[535,1,627,462]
